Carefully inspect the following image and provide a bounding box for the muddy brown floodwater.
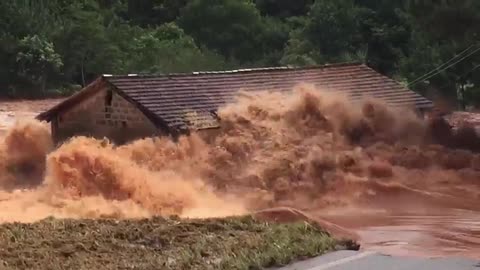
[0,98,62,135]
[0,88,479,260]
[316,207,480,259]
[312,168,480,259]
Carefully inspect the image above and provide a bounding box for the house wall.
[53,85,159,144]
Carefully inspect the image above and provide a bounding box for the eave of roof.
[36,77,105,122]
[35,76,173,133]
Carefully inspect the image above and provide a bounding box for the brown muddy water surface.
[0,99,62,135]
[1,89,479,260]
[316,207,480,259]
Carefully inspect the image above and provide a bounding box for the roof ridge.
[102,62,363,79]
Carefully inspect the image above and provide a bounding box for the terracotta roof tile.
[106,63,432,130]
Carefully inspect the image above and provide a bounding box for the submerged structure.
[36,63,433,144]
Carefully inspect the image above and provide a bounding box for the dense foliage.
[0,0,479,108]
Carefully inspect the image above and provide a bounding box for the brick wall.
[54,86,159,144]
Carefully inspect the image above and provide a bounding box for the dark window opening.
[122,121,127,128]
[105,90,113,106]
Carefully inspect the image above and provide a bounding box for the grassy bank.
[0,216,355,270]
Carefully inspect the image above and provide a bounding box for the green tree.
[401,0,480,108]
[304,0,362,59]
[122,23,228,73]
[16,35,63,94]
[255,0,313,18]
[56,0,122,86]
[178,0,265,63]
[0,0,64,96]
[126,0,187,26]
[354,0,411,75]
[255,17,291,66]
[282,0,364,65]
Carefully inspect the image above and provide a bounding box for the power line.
[426,46,480,82]
[409,45,480,86]
[408,44,480,87]
[434,64,480,91]
[408,44,476,86]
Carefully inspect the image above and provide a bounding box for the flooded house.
[36,63,433,144]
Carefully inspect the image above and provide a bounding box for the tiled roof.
[38,63,433,132]
[105,63,432,130]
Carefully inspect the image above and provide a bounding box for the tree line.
[0,0,479,108]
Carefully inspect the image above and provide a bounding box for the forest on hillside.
[0,0,479,108]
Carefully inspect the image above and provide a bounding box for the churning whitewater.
[0,85,479,227]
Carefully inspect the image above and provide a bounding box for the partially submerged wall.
[53,85,159,144]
